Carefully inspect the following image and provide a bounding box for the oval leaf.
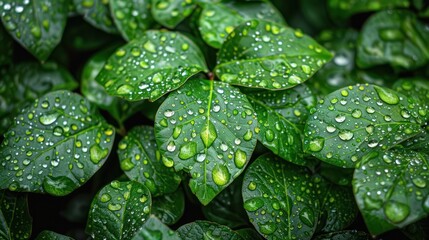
[132,215,180,240]
[96,30,208,101]
[0,191,32,240]
[0,0,68,61]
[356,10,429,70]
[353,149,429,235]
[242,154,319,239]
[393,78,429,123]
[151,0,196,28]
[313,230,370,240]
[151,187,185,225]
[109,0,154,41]
[176,220,243,240]
[304,84,425,168]
[86,180,152,239]
[154,79,258,205]
[0,90,115,196]
[35,230,74,240]
[73,0,118,33]
[118,126,181,196]
[215,20,332,90]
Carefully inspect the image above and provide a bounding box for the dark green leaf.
[353,149,429,235]
[356,10,429,70]
[0,24,13,65]
[96,30,208,101]
[118,126,181,196]
[0,0,68,61]
[0,90,115,196]
[198,1,285,48]
[392,78,429,123]
[86,180,152,239]
[215,20,332,90]
[151,0,196,28]
[313,230,370,240]
[242,153,319,239]
[0,62,78,134]
[202,174,248,228]
[131,215,180,240]
[328,0,410,21]
[151,187,185,225]
[35,230,74,240]
[155,79,258,205]
[236,228,264,240]
[304,84,425,168]
[320,163,354,186]
[0,191,32,240]
[109,0,155,41]
[176,220,243,240]
[73,0,118,34]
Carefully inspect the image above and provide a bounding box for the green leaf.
[151,187,185,225]
[73,0,118,34]
[86,180,152,239]
[131,215,180,240]
[202,174,248,228]
[236,228,264,240]
[81,45,145,126]
[0,0,68,61]
[155,79,258,205]
[118,126,181,196]
[0,62,78,134]
[0,191,32,240]
[320,163,354,186]
[176,220,243,239]
[151,0,196,28]
[392,78,429,123]
[198,1,285,48]
[356,10,429,70]
[96,30,208,101]
[109,0,155,41]
[215,20,332,90]
[0,90,115,196]
[353,149,429,235]
[242,153,319,239]
[313,230,370,240]
[0,25,13,65]
[304,84,425,168]
[328,0,410,21]
[35,230,74,240]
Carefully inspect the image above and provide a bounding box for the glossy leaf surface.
[73,0,118,33]
[86,180,151,239]
[155,79,257,205]
[215,20,332,90]
[131,215,180,240]
[0,91,115,196]
[0,0,68,61]
[242,154,319,239]
[313,230,370,240]
[176,220,243,240]
[151,0,196,28]
[304,84,424,168]
[97,30,208,101]
[151,187,185,225]
[35,231,74,240]
[0,191,32,240]
[328,0,410,20]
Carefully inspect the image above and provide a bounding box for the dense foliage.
[0,0,428,239]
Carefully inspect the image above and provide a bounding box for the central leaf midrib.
[203,80,215,189]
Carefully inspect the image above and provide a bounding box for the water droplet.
[412,178,426,188]
[167,141,176,152]
[108,203,122,211]
[152,73,163,83]
[364,195,383,210]
[299,207,315,227]
[248,181,256,191]
[144,40,156,53]
[43,176,74,196]
[179,142,197,160]
[259,222,277,235]
[53,126,63,137]
[374,86,400,105]
[234,149,247,168]
[335,114,346,123]
[120,158,135,171]
[162,156,174,168]
[365,125,374,134]
[212,164,230,186]
[423,195,429,212]
[39,112,59,125]
[379,28,404,41]
[243,129,253,141]
[90,145,108,164]
[338,130,354,141]
[100,193,111,202]
[117,84,133,95]
[400,109,410,119]
[31,26,41,38]
[244,198,264,212]
[352,109,362,118]
[366,107,375,114]
[37,135,45,142]
[308,137,324,152]
[288,75,302,84]
[200,122,217,148]
[265,129,274,142]
[382,154,393,163]
[173,125,182,139]
[301,65,311,74]
[384,201,409,223]
[367,140,379,148]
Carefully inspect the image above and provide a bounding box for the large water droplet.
[120,158,135,171]
[100,193,111,203]
[374,86,400,105]
[212,164,230,186]
[43,176,75,196]
[265,129,274,142]
[117,84,134,95]
[178,142,197,160]
[335,114,346,123]
[412,178,426,188]
[244,198,264,212]
[173,125,182,139]
[39,112,59,125]
[308,137,324,152]
[384,201,409,223]
[162,156,174,168]
[90,144,108,164]
[299,207,315,227]
[200,122,217,148]
[243,129,253,141]
[248,181,256,191]
[352,109,362,118]
[259,222,277,235]
[108,203,122,211]
[338,130,354,141]
[234,149,247,168]
[364,195,383,210]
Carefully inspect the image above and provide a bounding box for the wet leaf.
[356,10,429,70]
[392,78,429,123]
[0,25,13,65]
[81,45,145,126]
[242,153,319,239]
[198,1,285,48]
[313,230,370,240]
[0,0,68,61]
[151,0,196,28]
[96,30,208,101]
[328,0,410,21]
[215,19,332,90]
[73,0,118,34]
[154,79,257,205]
[304,84,425,168]
[0,62,77,134]
[176,220,243,239]
[109,0,155,41]
[0,191,32,240]
[236,228,264,240]
[0,90,115,196]
[151,187,185,225]
[131,215,180,240]
[86,180,152,239]
[353,149,429,235]
[118,126,181,197]
[35,230,74,240]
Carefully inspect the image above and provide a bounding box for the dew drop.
[178,142,197,160]
[90,145,108,164]
[243,129,253,141]
[352,109,362,118]
[234,149,247,168]
[308,137,324,152]
[39,112,59,125]
[412,178,426,188]
[172,125,182,139]
[363,195,383,210]
[338,130,354,141]
[335,114,346,123]
[43,176,74,196]
[299,207,315,227]
[265,129,274,142]
[248,181,256,191]
[244,198,264,212]
[120,158,135,171]
[117,84,134,95]
[100,193,111,203]
[162,156,174,168]
[367,140,379,148]
[212,164,230,186]
[108,203,122,211]
[366,107,375,114]
[200,122,217,148]
[326,125,336,133]
[53,126,64,137]
[374,86,400,105]
[259,222,277,235]
[167,141,176,152]
[384,201,409,223]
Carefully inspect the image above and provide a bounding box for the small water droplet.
[162,156,174,168]
[368,140,379,148]
[352,109,362,118]
[212,164,230,186]
[53,126,64,137]
[117,84,134,95]
[100,193,111,202]
[366,107,375,114]
[243,129,253,141]
[108,203,122,211]
[265,129,274,142]
[167,141,176,152]
[364,195,383,210]
[384,201,409,223]
[248,181,256,191]
[173,125,182,139]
